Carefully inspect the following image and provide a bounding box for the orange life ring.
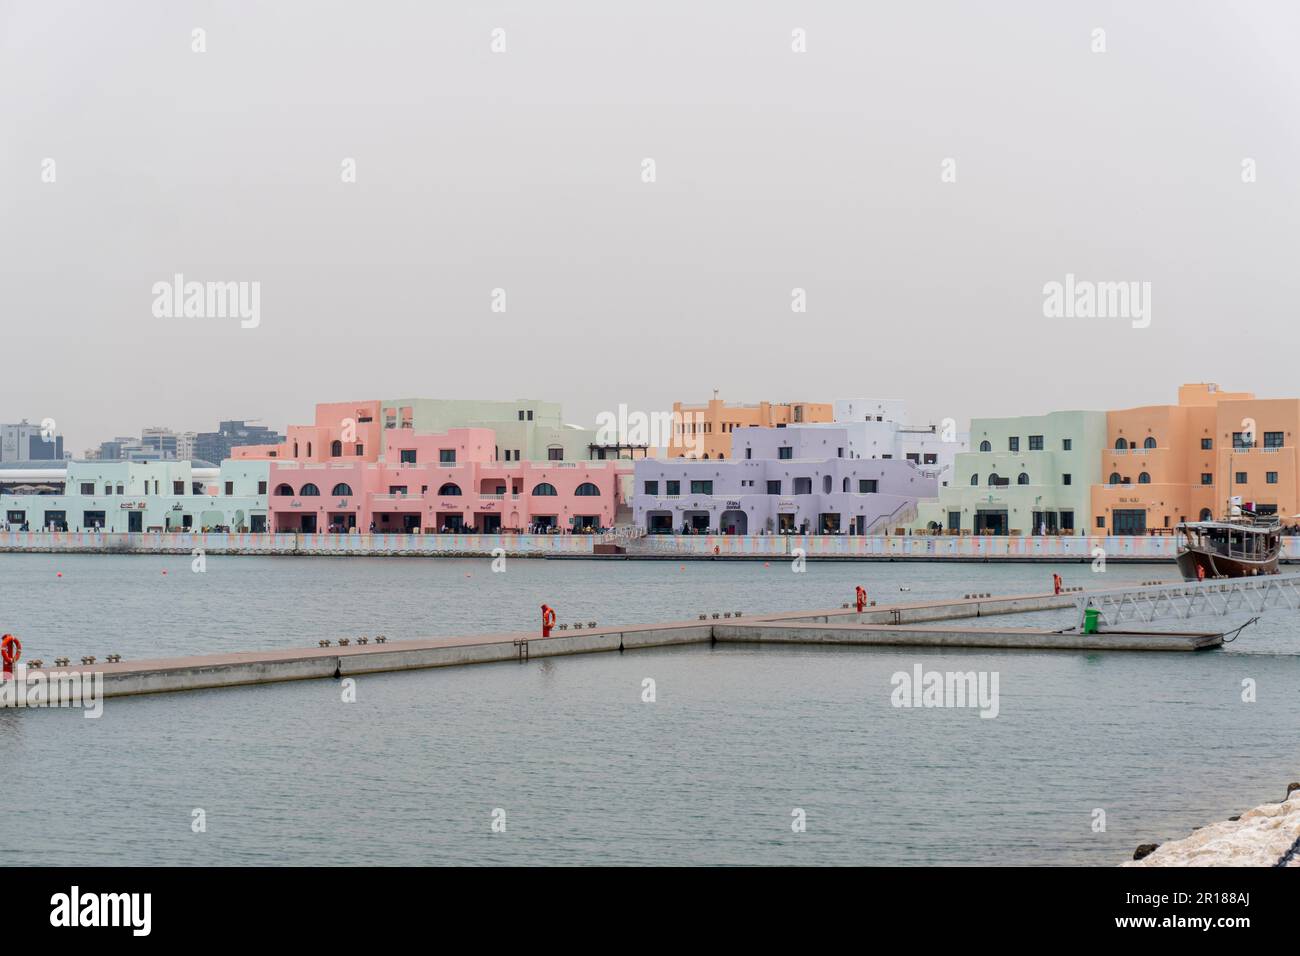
[1,634,21,665]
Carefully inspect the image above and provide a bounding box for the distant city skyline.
[3,2,1298,455]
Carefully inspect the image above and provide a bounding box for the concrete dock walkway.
[3,584,1227,703]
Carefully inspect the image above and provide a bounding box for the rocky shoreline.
[1125,783,1300,866]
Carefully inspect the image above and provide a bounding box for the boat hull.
[1176,548,1279,581]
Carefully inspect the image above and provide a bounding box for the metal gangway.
[1076,572,1300,631]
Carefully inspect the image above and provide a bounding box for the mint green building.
[380,398,597,462]
[915,410,1106,535]
[1,460,269,532]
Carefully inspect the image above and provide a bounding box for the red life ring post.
[1,634,21,679]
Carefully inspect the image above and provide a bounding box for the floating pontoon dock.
[2,581,1234,703]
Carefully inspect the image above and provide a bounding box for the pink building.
[233,400,386,463]
[247,421,614,534]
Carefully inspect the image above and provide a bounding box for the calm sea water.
[2,554,1297,866]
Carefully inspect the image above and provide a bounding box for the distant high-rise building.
[195,420,284,464]
[0,419,64,462]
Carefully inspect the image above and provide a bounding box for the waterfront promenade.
[4,529,1295,561]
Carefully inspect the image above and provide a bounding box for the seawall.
[4,530,1293,562]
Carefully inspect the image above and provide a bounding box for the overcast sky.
[2,1,1298,453]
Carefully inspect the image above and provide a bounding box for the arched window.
[299,483,320,496]
[307,442,312,457]
[438,483,461,496]
[988,473,1001,486]
[532,483,557,496]
[274,483,293,496]
[1115,438,1128,450]
[970,473,978,486]
[979,440,991,452]
[843,477,850,493]
[1138,472,1150,484]
[574,482,600,496]
[1109,472,1121,484]
[331,440,342,457]
[1017,472,1029,485]
[1199,508,1212,521]
[331,483,352,497]
[293,442,299,457]
[822,475,832,493]
[702,453,710,460]
[1143,437,1156,449]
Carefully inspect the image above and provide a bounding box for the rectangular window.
[690,480,713,495]
[1062,474,1072,485]
[80,482,94,495]
[745,448,752,459]
[1060,511,1074,531]
[778,447,792,460]
[1267,471,1278,484]
[355,444,364,456]
[1062,438,1072,451]
[793,477,812,495]
[1265,431,1284,448]
[103,485,112,496]
[173,481,184,495]
[400,449,417,464]
[518,411,525,421]
[766,480,781,495]
[258,481,267,494]
[644,481,658,495]
[858,479,878,494]
[225,481,234,495]
[1029,435,1043,450]
[1096,516,1106,529]
[906,453,920,463]
[923,453,937,464]
[1008,437,1019,452]
[1232,432,1252,449]
[388,486,407,496]
[527,410,533,421]
[439,450,455,464]
[1201,438,1213,450]
[547,448,563,461]
[1201,473,1213,485]
[666,480,680,496]
[1235,471,1247,484]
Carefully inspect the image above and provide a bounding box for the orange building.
[667,395,833,459]
[1092,384,1300,533]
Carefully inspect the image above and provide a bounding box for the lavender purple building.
[632,426,938,534]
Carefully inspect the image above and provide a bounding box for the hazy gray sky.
[3,1,1298,453]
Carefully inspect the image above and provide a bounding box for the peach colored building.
[667,395,833,459]
[1092,383,1300,533]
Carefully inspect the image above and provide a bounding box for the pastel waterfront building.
[915,410,1106,535]
[1092,383,1300,533]
[234,398,605,464]
[667,395,833,459]
[804,398,969,487]
[266,425,616,533]
[634,425,937,534]
[0,459,269,532]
